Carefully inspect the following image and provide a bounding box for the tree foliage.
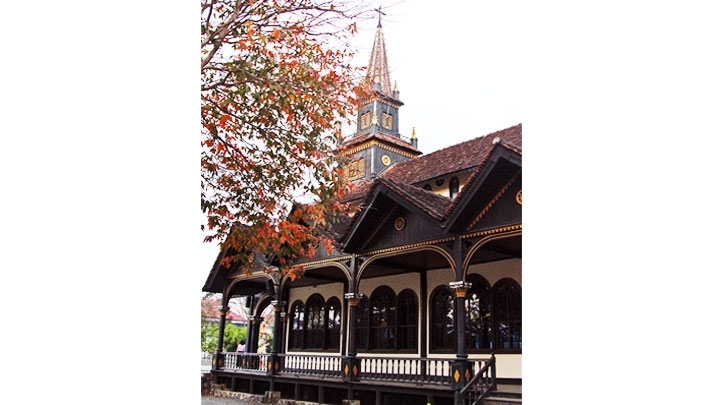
[201,321,247,353]
[201,0,379,278]
[201,295,249,352]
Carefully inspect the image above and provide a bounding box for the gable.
[444,145,522,234]
[341,180,449,252]
[464,174,522,232]
[354,205,447,254]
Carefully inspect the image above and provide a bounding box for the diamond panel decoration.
[453,369,460,383]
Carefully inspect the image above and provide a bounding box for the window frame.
[465,274,493,353]
[289,300,305,350]
[429,285,456,353]
[492,278,522,353]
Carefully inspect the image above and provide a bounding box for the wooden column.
[268,299,285,392]
[213,305,229,382]
[450,280,473,405]
[343,293,363,383]
[248,315,262,353]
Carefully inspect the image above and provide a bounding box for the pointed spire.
[366,7,393,97]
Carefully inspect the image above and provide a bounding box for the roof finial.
[374,6,385,27]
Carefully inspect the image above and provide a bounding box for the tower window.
[346,158,365,180]
[360,112,371,129]
[382,112,393,130]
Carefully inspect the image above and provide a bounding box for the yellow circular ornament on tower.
[381,155,391,166]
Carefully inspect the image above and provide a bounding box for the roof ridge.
[422,123,522,161]
[379,123,522,186]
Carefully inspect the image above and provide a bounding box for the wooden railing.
[222,352,271,372]
[460,354,496,405]
[280,354,343,378]
[214,352,495,391]
[357,356,454,385]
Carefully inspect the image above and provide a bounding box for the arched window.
[356,296,370,351]
[493,278,522,351]
[370,286,396,350]
[465,275,492,352]
[325,297,342,350]
[449,177,459,199]
[430,286,456,352]
[305,294,325,350]
[396,289,418,351]
[289,301,305,350]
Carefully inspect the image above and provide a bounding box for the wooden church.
[203,15,522,405]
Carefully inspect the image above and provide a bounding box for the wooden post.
[213,305,229,383]
[450,279,472,405]
[343,293,363,382]
[268,299,285,392]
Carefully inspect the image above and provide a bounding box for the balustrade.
[212,352,494,391]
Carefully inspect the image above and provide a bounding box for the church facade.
[203,17,522,405]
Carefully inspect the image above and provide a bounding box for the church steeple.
[353,8,405,139]
[366,8,394,98]
[340,9,421,184]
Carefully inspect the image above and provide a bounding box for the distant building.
[201,297,247,327]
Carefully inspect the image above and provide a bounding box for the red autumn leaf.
[219,114,231,128]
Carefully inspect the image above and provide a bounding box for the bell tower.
[341,8,421,184]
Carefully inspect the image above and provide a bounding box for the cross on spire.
[374,6,386,27]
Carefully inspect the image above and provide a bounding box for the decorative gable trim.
[360,205,397,251]
[361,236,455,260]
[466,170,522,230]
[461,224,522,240]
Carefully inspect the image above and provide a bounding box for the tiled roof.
[319,210,355,242]
[381,124,522,186]
[341,179,374,205]
[379,178,451,220]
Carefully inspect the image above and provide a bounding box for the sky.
[3,1,720,404]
